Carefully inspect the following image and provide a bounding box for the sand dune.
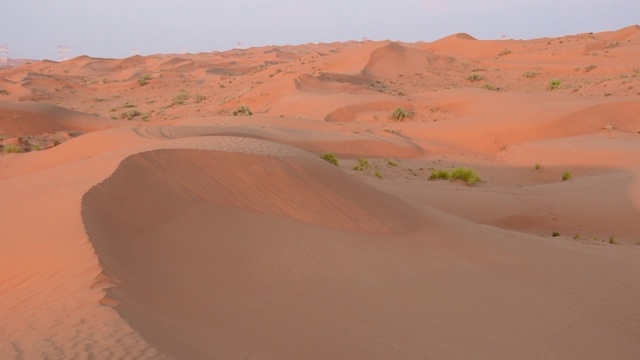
[2,25,640,359]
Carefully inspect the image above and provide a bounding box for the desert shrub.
[482,84,500,91]
[609,236,617,244]
[552,232,560,237]
[548,79,562,90]
[387,159,398,167]
[122,102,137,108]
[429,169,451,180]
[391,106,411,121]
[562,171,571,181]
[584,64,597,73]
[194,94,207,103]
[352,158,369,171]
[232,105,253,116]
[120,110,142,120]
[138,74,152,86]
[450,167,481,185]
[497,49,512,57]
[173,91,190,105]
[467,74,484,82]
[534,163,541,171]
[320,153,339,166]
[3,144,23,154]
[141,113,151,122]
[374,170,383,179]
[523,71,538,78]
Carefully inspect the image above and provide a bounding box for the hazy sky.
[1,0,637,60]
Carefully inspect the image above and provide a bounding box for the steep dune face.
[81,149,423,358]
[83,149,420,236]
[362,42,455,77]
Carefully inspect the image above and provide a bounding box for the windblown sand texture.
[2,25,640,359]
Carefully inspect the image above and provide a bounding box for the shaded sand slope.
[82,148,640,359]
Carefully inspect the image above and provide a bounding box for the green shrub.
[352,158,369,171]
[173,91,190,105]
[548,79,562,90]
[562,171,571,181]
[138,74,152,86]
[232,105,253,116]
[391,106,411,121]
[3,144,23,154]
[450,167,481,185]
[429,169,451,180]
[320,153,339,166]
[609,236,617,244]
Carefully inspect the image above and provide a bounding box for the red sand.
[2,25,640,359]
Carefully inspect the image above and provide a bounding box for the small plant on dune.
[450,167,481,185]
[429,169,451,181]
[374,170,383,179]
[467,74,484,82]
[194,94,207,104]
[573,233,581,240]
[352,158,369,171]
[173,91,190,106]
[387,159,399,167]
[141,112,151,122]
[534,163,542,171]
[120,110,142,120]
[3,144,23,154]
[552,232,560,237]
[482,84,500,91]
[122,102,137,108]
[138,74,152,86]
[232,105,253,116]
[497,49,512,57]
[523,71,538,79]
[584,64,597,73]
[391,106,411,121]
[609,236,617,244]
[548,79,562,90]
[562,171,571,181]
[602,123,614,132]
[320,152,339,166]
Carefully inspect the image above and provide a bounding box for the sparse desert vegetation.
[138,74,152,86]
[232,105,253,116]
[320,152,339,166]
[562,171,571,181]
[390,106,411,121]
[429,167,480,185]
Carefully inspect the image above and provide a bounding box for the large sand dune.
[2,25,640,359]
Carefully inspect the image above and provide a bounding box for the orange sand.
[2,25,640,359]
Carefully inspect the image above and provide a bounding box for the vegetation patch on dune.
[320,152,339,166]
[391,106,412,121]
[430,167,481,185]
[232,105,253,116]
